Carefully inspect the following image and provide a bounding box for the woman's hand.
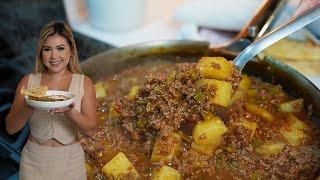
[24,98,35,112]
[48,103,75,115]
[26,103,35,113]
[6,75,36,134]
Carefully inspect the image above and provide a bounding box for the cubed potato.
[102,152,139,179]
[255,142,285,156]
[233,120,257,139]
[196,57,233,80]
[277,99,303,112]
[212,80,232,107]
[109,101,120,119]
[128,85,139,100]
[191,142,215,156]
[247,89,258,97]
[152,166,181,180]
[94,82,106,98]
[230,90,245,103]
[151,132,182,163]
[280,113,308,146]
[193,114,228,146]
[245,103,273,122]
[85,162,94,180]
[196,79,232,107]
[193,90,205,103]
[167,70,177,82]
[280,127,306,146]
[287,113,308,131]
[238,75,251,91]
[231,75,251,103]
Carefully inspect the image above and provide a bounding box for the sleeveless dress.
[19,73,87,180]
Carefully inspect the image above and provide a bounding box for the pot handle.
[209,0,287,52]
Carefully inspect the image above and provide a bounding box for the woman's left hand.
[49,103,75,115]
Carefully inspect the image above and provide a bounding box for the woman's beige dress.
[19,73,87,180]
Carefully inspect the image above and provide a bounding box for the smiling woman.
[35,22,82,74]
[41,33,73,73]
[5,21,97,180]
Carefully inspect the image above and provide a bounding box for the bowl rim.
[25,90,76,110]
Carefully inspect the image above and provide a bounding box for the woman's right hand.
[25,101,35,113]
[5,75,35,134]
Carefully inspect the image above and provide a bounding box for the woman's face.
[41,33,72,73]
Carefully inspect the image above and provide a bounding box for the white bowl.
[25,90,76,110]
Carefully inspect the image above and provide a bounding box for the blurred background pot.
[86,0,146,32]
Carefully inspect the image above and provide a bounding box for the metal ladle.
[233,5,320,71]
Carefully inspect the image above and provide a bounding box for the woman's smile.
[41,33,71,73]
[49,59,63,66]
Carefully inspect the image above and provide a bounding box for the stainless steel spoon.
[233,5,320,71]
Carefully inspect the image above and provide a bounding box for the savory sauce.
[83,57,320,180]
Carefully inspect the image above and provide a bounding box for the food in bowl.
[21,85,48,98]
[28,94,70,102]
[21,86,70,102]
[84,57,320,179]
[24,90,75,110]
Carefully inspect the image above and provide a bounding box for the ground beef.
[84,59,320,180]
[119,63,209,137]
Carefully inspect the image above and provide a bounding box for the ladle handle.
[233,5,320,71]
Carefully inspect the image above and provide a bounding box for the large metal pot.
[81,40,320,122]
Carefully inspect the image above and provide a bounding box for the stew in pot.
[83,57,320,180]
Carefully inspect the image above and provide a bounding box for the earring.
[71,55,75,64]
[69,55,75,69]
[41,62,45,72]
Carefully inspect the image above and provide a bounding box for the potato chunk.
[94,82,106,98]
[287,113,307,131]
[277,99,303,112]
[196,57,233,80]
[280,127,306,147]
[255,142,285,156]
[128,85,139,100]
[196,79,232,107]
[102,152,139,179]
[85,162,94,180]
[245,103,273,122]
[193,114,228,146]
[151,132,182,163]
[152,166,181,180]
[191,142,215,156]
[233,120,257,139]
[238,75,251,91]
[109,101,120,119]
[231,75,251,103]
[280,113,308,146]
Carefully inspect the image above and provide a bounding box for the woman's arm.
[62,76,97,137]
[6,75,34,135]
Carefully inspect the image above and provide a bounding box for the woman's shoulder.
[19,74,32,84]
[83,75,94,87]
[73,73,93,84]
[80,75,94,95]
[73,73,94,89]
[17,73,34,90]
